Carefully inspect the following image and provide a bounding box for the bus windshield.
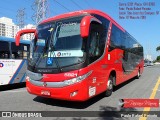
[28,16,86,72]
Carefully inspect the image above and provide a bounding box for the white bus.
[0,36,30,85]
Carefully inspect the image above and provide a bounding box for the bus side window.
[11,43,29,59]
[110,24,123,50]
[88,23,105,63]
[89,32,100,56]
[0,41,10,59]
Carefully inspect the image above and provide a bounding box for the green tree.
[156,46,160,51]
[157,56,160,62]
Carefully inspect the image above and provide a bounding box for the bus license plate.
[41,90,51,96]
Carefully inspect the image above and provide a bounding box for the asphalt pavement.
[0,65,160,120]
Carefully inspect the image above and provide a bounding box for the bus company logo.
[57,52,61,57]
[43,82,47,87]
[0,63,4,68]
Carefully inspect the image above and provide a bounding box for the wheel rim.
[107,79,113,90]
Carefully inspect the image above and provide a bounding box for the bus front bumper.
[26,79,89,101]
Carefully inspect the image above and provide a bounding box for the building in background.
[145,54,152,61]
[0,17,19,38]
[0,17,35,40]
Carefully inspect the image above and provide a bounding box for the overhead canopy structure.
[0,36,30,44]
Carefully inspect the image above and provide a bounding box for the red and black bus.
[15,9,144,101]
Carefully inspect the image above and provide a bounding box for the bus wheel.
[105,75,114,97]
[136,69,140,79]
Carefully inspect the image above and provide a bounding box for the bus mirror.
[15,29,36,46]
[80,16,102,38]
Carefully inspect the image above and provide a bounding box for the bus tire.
[136,69,140,79]
[105,75,114,97]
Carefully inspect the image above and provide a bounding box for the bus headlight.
[64,71,92,85]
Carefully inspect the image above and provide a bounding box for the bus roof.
[40,9,125,32]
[0,36,30,44]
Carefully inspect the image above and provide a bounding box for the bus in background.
[144,59,149,67]
[15,9,144,101]
[0,36,30,86]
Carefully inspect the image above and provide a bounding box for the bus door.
[10,43,29,84]
[87,23,107,94]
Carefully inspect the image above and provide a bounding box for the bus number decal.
[64,73,77,77]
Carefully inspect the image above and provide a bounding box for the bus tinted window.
[11,43,29,59]
[110,25,123,48]
[110,25,143,57]
[88,14,109,63]
[125,32,143,56]
[0,41,10,59]
[88,23,106,63]
[92,14,110,30]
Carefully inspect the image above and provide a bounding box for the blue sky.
[0,0,160,59]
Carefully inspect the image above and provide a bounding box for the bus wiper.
[48,23,63,73]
